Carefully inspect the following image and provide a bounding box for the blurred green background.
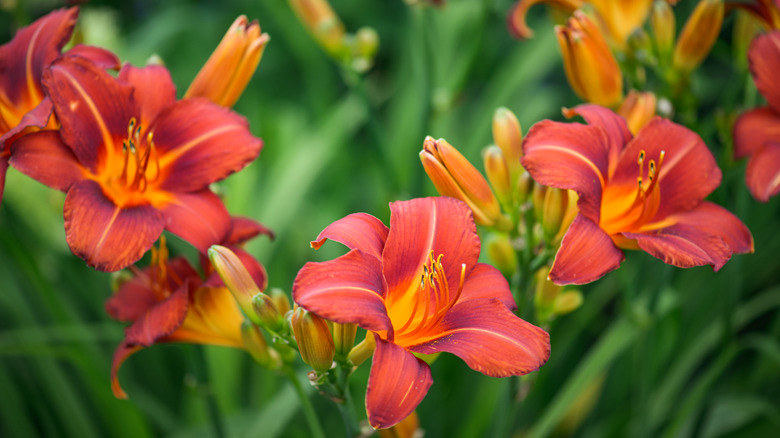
[1,0,779,436]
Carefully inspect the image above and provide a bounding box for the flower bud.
[378,410,421,438]
[483,146,512,209]
[288,0,346,56]
[184,16,269,107]
[618,90,657,135]
[208,245,263,326]
[331,322,358,357]
[290,307,335,372]
[732,10,762,72]
[541,186,568,241]
[492,107,524,181]
[555,11,623,108]
[554,290,583,315]
[485,233,518,277]
[420,137,511,230]
[672,0,724,72]
[516,169,534,205]
[269,288,292,317]
[242,322,279,368]
[348,331,376,367]
[252,292,285,332]
[593,0,654,49]
[651,0,676,62]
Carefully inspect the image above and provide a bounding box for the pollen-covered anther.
[117,117,161,192]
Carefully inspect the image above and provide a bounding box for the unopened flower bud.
[672,0,724,72]
[420,137,511,230]
[554,290,583,315]
[483,146,512,209]
[492,107,524,180]
[290,307,335,372]
[552,190,579,247]
[242,322,278,368]
[618,90,657,134]
[288,0,346,56]
[355,27,379,59]
[516,169,534,205]
[332,322,358,357]
[556,11,623,107]
[651,0,676,62]
[269,288,292,318]
[208,245,263,326]
[252,292,285,332]
[184,16,269,107]
[348,331,376,367]
[485,233,518,277]
[378,410,421,438]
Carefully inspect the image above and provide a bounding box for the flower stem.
[283,367,327,438]
[193,347,226,438]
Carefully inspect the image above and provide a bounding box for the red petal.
[117,64,176,124]
[382,197,480,308]
[564,104,632,172]
[733,107,780,160]
[292,249,392,333]
[9,130,85,191]
[310,212,389,260]
[410,298,550,377]
[226,216,274,244]
[0,152,7,205]
[64,180,165,272]
[629,202,754,270]
[549,214,625,285]
[153,99,262,192]
[43,55,134,172]
[457,263,517,310]
[64,44,120,70]
[615,117,720,219]
[366,336,433,430]
[161,190,231,253]
[521,120,609,223]
[745,142,780,202]
[123,282,190,346]
[110,342,143,399]
[0,98,53,149]
[749,31,780,113]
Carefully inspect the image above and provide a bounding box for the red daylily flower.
[733,30,780,202]
[292,197,550,429]
[522,105,754,285]
[107,223,269,399]
[10,55,262,271]
[0,7,118,204]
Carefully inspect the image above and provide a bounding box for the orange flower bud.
[483,146,512,209]
[589,0,654,48]
[492,107,524,180]
[288,0,346,56]
[651,0,676,62]
[420,137,511,230]
[672,0,724,72]
[618,90,657,134]
[184,16,269,107]
[555,11,623,107]
[208,245,263,326]
[290,307,335,372]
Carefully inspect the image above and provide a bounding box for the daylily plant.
[522,104,753,285]
[0,7,118,204]
[292,197,550,429]
[10,56,262,271]
[733,30,780,201]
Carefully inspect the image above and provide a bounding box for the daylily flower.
[292,197,550,429]
[0,7,118,204]
[727,0,780,30]
[733,30,780,201]
[184,15,269,108]
[522,104,753,285]
[10,56,262,271]
[107,227,269,399]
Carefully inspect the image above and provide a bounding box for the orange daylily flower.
[733,30,780,201]
[293,197,550,429]
[522,105,753,285]
[107,220,270,399]
[184,15,269,108]
[0,7,118,204]
[10,56,262,271]
[727,0,780,30]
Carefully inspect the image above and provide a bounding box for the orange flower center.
[599,149,665,241]
[387,251,465,347]
[132,236,182,302]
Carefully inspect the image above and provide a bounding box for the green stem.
[283,367,327,438]
[335,367,361,438]
[194,347,226,438]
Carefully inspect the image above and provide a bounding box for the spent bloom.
[293,197,550,429]
[522,105,753,285]
[10,56,262,271]
[733,30,780,201]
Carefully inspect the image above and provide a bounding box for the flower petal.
[153,98,262,192]
[43,55,134,172]
[382,197,481,308]
[522,120,609,222]
[629,202,754,270]
[366,336,433,430]
[226,216,274,244]
[0,98,53,149]
[293,249,392,333]
[549,214,625,285]
[745,142,780,202]
[410,298,550,377]
[0,152,8,205]
[169,285,244,348]
[563,104,632,171]
[117,64,177,124]
[507,0,583,39]
[749,31,780,113]
[110,342,143,399]
[161,189,231,253]
[64,44,120,70]
[614,117,720,219]
[457,263,517,310]
[123,281,190,347]
[64,180,165,272]
[9,130,85,191]
[733,107,780,160]
[310,212,389,260]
